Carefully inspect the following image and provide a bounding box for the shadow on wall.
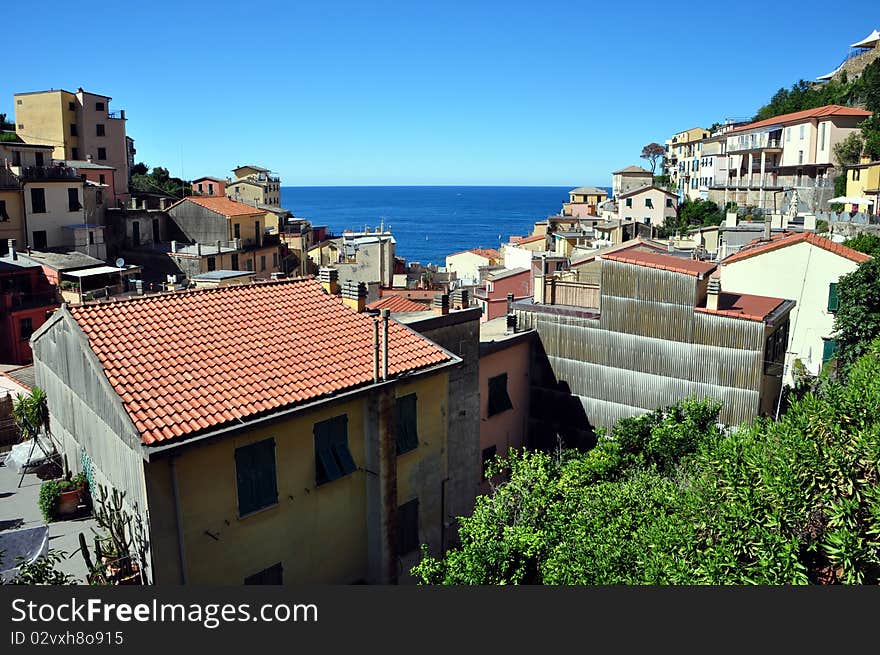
[527,338,596,452]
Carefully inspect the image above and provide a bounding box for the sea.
[280,186,609,266]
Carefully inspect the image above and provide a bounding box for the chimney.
[432,293,450,316]
[159,197,167,210]
[707,274,721,311]
[86,153,93,163]
[171,240,177,253]
[217,240,222,254]
[725,211,738,227]
[380,309,390,380]
[341,281,367,313]
[7,239,15,260]
[506,312,517,335]
[196,243,202,256]
[319,267,339,294]
[451,288,469,310]
[506,292,514,315]
[763,219,771,241]
[372,318,380,383]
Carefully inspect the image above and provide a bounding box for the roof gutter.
[140,355,461,463]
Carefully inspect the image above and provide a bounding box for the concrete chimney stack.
[341,281,368,313]
[319,267,339,295]
[7,239,17,260]
[432,293,450,316]
[763,219,771,241]
[707,274,721,311]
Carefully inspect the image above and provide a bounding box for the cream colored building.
[617,185,678,227]
[13,87,130,196]
[719,232,870,384]
[845,155,880,213]
[445,248,500,286]
[226,165,282,207]
[611,165,653,199]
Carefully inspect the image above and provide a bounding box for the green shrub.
[38,480,62,523]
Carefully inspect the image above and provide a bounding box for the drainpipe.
[380,308,390,380]
[170,456,187,584]
[372,317,380,383]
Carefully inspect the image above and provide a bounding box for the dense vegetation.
[843,232,880,258]
[129,163,192,198]
[656,199,727,239]
[415,256,880,585]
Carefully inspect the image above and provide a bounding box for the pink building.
[474,267,531,322]
[478,318,532,494]
[191,176,227,197]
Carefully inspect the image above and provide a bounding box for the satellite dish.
[115,258,125,268]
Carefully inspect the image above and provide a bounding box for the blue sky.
[3,1,877,186]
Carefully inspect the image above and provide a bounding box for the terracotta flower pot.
[57,488,82,516]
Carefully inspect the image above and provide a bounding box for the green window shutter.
[397,498,420,555]
[625,198,632,208]
[395,394,419,455]
[827,283,839,312]
[315,414,355,485]
[235,438,278,516]
[822,339,838,363]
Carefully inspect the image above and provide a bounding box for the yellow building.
[846,156,880,213]
[32,279,461,585]
[13,87,131,195]
[665,127,710,199]
[226,164,282,207]
[562,186,608,217]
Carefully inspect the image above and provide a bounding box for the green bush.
[38,480,62,523]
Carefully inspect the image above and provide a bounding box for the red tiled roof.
[728,105,871,134]
[367,295,428,313]
[695,291,786,322]
[448,247,501,259]
[721,232,872,265]
[68,280,452,446]
[515,235,545,245]
[171,195,264,217]
[601,250,717,277]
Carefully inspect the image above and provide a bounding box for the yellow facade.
[0,189,25,246]
[308,241,340,269]
[14,90,78,160]
[146,371,449,585]
[846,160,880,213]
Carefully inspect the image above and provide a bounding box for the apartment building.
[226,165,281,207]
[664,127,710,201]
[611,165,653,199]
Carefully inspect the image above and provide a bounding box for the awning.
[64,266,127,277]
[850,29,880,49]
[828,196,876,204]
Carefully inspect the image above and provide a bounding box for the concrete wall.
[0,190,25,247]
[23,181,85,248]
[446,251,492,286]
[14,91,71,160]
[612,172,653,198]
[618,188,677,227]
[720,240,860,381]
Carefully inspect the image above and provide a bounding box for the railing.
[728,138,781,152]
[1,289,59,310]
[543,278,600,309]
[20,165,81,181]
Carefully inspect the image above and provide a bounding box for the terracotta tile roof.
[721,232,872,265]
[515,235,545,245]
[570,239,668,267]
[728,105,871,134]
[170,196,263,217]
[367,295,428,313]
[601,250,717,277]
[612,165,653,175]
[695,291,786,322]
[67,280,452,446]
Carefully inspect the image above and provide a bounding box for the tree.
[640,143,665,174]
[843,232,880,258]
[12,387,50,440]
[833,132,863,166]
[832,257,880,378]
[130,161,149,176]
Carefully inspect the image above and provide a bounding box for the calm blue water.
[280,186,604,265]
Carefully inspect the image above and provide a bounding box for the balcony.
[20,165,82,182]
[1,289,59,312]
[0,167,19,189]
[728,138,782,153]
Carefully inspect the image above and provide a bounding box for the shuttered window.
[827,283,839,312]
[822,339,838,364]
[487,373,513,417]
[314,414,356,485]
[234,438,278,517]
[395,393,419,455]
[398,498,419,555]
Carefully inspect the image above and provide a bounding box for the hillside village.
[1,29,880,586]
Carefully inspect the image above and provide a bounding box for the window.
[0,200,8,221]
[819,123,825,148]
[96,124,105,137]
[487,373,513,417]
[20,318,34,340]
[314,414,356,485]
[32,231,47,250]
[88,231,95,245]
[234,223,241,239]
[208,183,214,194]
[786,127,790,142]
[395,393,419,455]
[798,150,803,165]
[799,124,805,140]
[244,563,283,585]
[625,198,632,208]
[822,339,838,364]
[70,123,78,136]
[68,101,75,111]
[246,259,254,271]
[72,148,79,160]
[827,282,839,312]
[231,254,239,270]
[68,188,81,211]
[260,255,266,271]
[95,191,103,205]
[255,220,261,245]
[273,253,278,267]
[645,198,653,208]
[763,319,789,374]
[97,147,107,160]
[234,438,278,516]
[99,174,106,185]
[35,152,44,167]
[197,183,203,192]
[852,169,861,182]
[481,445,497,479]
[95,101,105,111]
[30,188,46,213]
[397,498,419,555]
[207,256,216,271]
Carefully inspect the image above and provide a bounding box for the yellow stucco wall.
[846,162,880,213]
[14,90,76,160]
[145,370,449,585]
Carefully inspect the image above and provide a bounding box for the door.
[152,218,160,243]
[132,221,140,245]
